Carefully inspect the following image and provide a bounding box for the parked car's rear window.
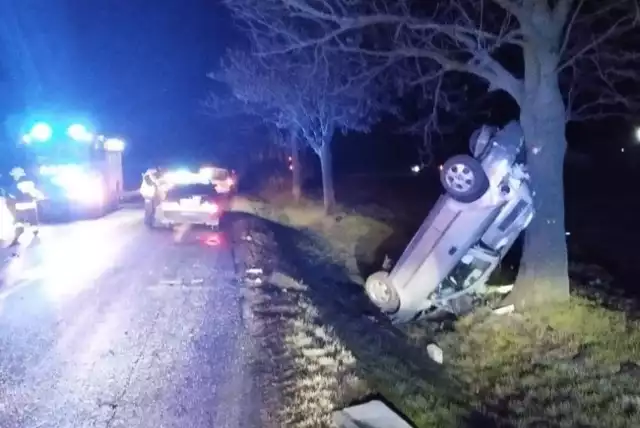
[167,184,218,199]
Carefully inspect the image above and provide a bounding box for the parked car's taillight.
[202,200,219,214]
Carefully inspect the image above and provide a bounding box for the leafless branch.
[224,0,640,153]
[207,45,394,155]
[557,0,640,121]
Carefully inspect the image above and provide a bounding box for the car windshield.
[166,183,218,199]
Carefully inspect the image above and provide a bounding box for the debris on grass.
[492,304,515,315]
[426,343,444,365]
[333,400,415,428]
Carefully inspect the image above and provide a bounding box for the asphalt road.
[0,208,259,428]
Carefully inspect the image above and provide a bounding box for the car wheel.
[440,154,490,203]
[365,271,401,314]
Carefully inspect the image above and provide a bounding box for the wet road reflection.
[0,209,258,428]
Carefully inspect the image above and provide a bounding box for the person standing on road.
[142,167,166,227]
[7,167,40,242]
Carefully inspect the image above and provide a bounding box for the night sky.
[68,1,233,167]
[0,1,234,179]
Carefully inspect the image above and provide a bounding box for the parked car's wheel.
[440,154,490,203]
[365,271,401,314]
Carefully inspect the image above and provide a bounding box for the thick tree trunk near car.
[319,142,336,214]
[507,73,570,309]
[291,134,302,202]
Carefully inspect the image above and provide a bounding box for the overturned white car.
[365,121,534,323]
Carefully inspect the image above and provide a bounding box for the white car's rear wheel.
[440,154,490,203]
[365,271,400,314]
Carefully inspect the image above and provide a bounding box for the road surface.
[0,208,259,428]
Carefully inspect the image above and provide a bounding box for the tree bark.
[290,132,301,202]
[507,72,570,309]
[319,141,336,214]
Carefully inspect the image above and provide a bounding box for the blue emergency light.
[67,123,93,142]
[29,122,53,142]
[21,120,123,151]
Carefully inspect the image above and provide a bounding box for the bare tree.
[224,0,640,306]
[205,54,303,200]
[208,48,391,212]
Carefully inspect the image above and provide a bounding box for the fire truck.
[16,119,125,219]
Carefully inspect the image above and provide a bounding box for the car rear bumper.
[156,209,220,227]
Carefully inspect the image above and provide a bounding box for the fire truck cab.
[16,119,125,219]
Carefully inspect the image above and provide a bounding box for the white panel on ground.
[333,400,414,428]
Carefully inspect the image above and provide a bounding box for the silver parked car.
[140,168,226,229]
[364,121,534,323]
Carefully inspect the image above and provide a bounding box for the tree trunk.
[507,75,570,309]
[319,141,336,214]
[291,132,301,202]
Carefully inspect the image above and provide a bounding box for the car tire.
[440,154,490,203]
[365,271,401,314]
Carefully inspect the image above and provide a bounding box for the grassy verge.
[231,191,640,427]
[231,193,407,282]
[231,210,472,427]
[418,299,640,427]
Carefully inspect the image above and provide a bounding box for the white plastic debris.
[426,343,444,364]
[485,284,514,295]
[493,304,515,315]
[246,268,263,275]
[333,400,413,428]
[381,255,393,271]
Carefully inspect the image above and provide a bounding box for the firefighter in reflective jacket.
[141,167,165,227]
[7,167,40,238]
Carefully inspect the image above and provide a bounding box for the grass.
[231,192,406,284]
[427,298,640,427]
[231,187,640,428]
